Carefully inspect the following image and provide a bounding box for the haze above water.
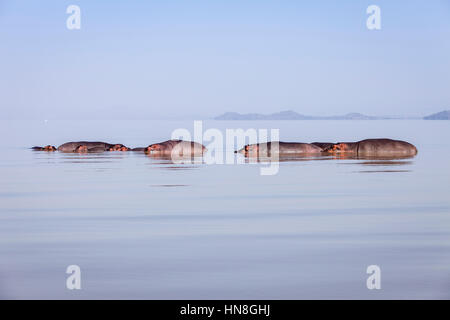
[0,120,449,299]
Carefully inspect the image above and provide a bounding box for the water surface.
[0,120,449,299]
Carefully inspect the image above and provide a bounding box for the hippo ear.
[76,145,87,152]
[324,144,336,152]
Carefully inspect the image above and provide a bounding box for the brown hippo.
[236,142,323,155]
[145,140,207,156]
[57,141,110,152]
[57,141,129,153]
[31,145,57,151]
[108,144,130,151]
[325,138,418,157]
[74,145,113,153]
[311,142,335,151]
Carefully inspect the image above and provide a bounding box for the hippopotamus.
[74,145,113,153]
[31,145,57,151]
[325,138,418,157]
[311,142,335,151]
[145,140,207,156]
[236,142,323,155]
[107,144,130,151]
[57,141,130,153]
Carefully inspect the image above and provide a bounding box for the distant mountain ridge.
[424,110,450,120]
[214,110,390,120]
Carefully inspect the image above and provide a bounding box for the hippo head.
[145,144,162,153]
[245,144,259,152]
[326,143,350,153]
[43,145,57,151]
[235,144,258,155]
[109,144,130,151]
[75,145,89,153]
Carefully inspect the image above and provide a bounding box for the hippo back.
[171,140,206,156]
[272,142,322,154]
[357,139,418,156]
[57,141,113,152]
[311,142,335,151]
[242,142,322,155]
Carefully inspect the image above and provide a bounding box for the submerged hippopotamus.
[57,141,130,153]
[144,139,207,156]
[33,141,130,153]
[236,142,323,155]
[325,138,418,157]
[31,145,57,151]
[311,142,335,151]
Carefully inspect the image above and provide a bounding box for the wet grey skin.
[145,139,207,156]
[31,145,56,151]
[311,142,335,151]
[77,146,109,153]
[57,141,130,153]
[325,138,418,157]
[57,141,112,152]
[236,142,323,155]
[131,147,146,152]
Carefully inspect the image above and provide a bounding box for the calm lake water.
[0,120,449,299]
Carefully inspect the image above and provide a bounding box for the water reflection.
[32,150,130,164]
[31,149,416,173]
[151,184,190,188]
[356,170,411,173]
[237,153,416,172]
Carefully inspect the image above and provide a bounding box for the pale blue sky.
[1,0,449,119]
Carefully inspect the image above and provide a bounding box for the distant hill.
[424,110,450,120]
[214,110,388,120]
[215,110,312,120]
